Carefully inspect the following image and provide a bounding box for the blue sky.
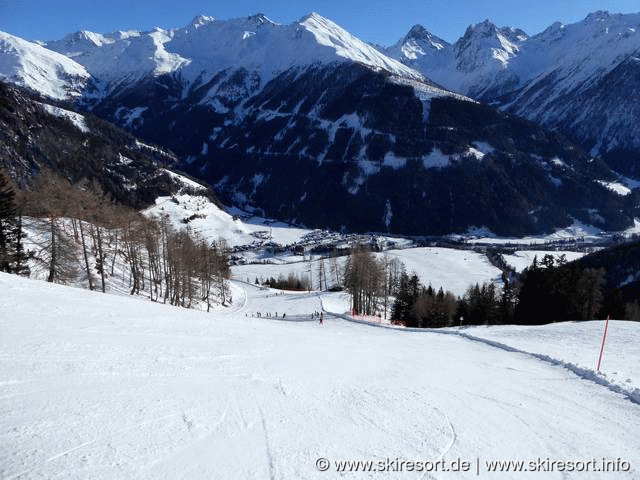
[1,0,639,45]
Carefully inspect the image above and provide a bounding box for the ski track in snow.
[1,272,640,479]
[326,309,640,410]
[451,331,640,407]
[259,408,276,480]
[433,407,456,464]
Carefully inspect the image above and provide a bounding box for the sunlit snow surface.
[232,247,502,298]
[502,250,587,273]
[1,273,640,479]
[39,103,89,132]
[596,180,632,196]
[42,13,424,90]
[460,320,640,398]
[0,31,89,99]
[144,194,313,248]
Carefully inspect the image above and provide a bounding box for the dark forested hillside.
[571,239,640,317]
[511,240,640,324]
[0,82,210,209]
[174,72,638,236]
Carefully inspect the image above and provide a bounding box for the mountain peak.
[298,12,332,25]
[461,19,527,42]
[245,13,274,26]
[407,24,430,39]
[405,25,449,48]
[464,19,499,38]
[454,19,524,73]
[59,30,112,47]
[190,15,215,28]
[296,12,423,80]
[539,21,565,37]
[390,25,451,62]
[585,10,611,22]
[0,31,90,99]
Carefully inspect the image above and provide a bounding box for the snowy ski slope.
[1,272,639,479]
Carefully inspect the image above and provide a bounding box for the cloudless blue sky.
[1,0,639,45]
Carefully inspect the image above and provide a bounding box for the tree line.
[261,273,310,291]
[343,243,405,318]
[342,243,639,327]
[0,168,230,311]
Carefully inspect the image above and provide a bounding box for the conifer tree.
[0,170,27,274]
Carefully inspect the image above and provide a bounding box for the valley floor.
[1,273,639,479]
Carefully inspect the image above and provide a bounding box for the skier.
[319,312,324,325]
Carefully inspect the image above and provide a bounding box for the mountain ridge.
[386,10,640,159]
[40,12,425,99]
[1,12,639,236]
[0,30,90,100]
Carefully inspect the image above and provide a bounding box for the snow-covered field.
[503,250,587,273]
[146,189,502,297]
[383,247,501,295]
[144,194,314,248]
[143,185,618,300]
[2,272,639,479]
[232,247,502,297]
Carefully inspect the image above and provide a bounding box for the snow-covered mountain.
[0,31,90,99]
[387,20,528,96]
[1,12,639,236]
[44,13,424,96]
[388,11,640,158]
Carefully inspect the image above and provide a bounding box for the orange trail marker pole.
[597,315,610,372]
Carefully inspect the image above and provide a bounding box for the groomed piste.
[1,272,639,479]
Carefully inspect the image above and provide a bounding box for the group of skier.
[311,311,324,324]
[250,311,324,324]
[253,312,282,318]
